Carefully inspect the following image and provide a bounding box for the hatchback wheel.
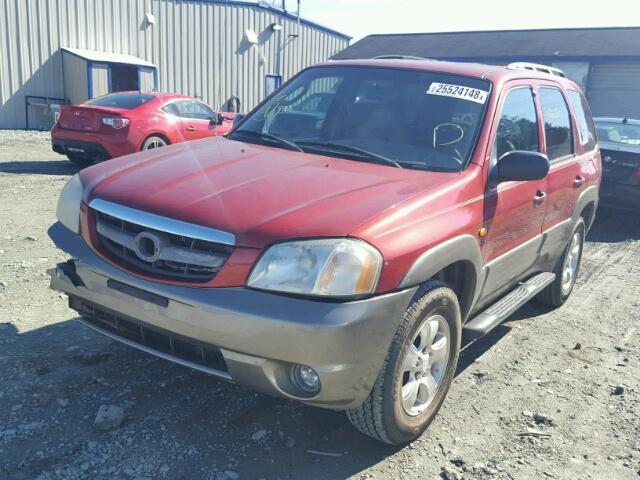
[346,280,461,445]
[142,136,168,150]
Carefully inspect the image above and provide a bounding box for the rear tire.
[66,154,92,168]
[346,280,461,445]
[537,217,585,307]
[142,135,168,150]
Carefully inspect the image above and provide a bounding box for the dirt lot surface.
[1,130,639,480]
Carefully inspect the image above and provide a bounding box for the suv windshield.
[87,92,154,110]
[230,66,491,172]
[595,120,640,146]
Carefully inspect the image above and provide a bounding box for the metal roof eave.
[61,47,156,68]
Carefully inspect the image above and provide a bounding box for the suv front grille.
[90,200,234,282]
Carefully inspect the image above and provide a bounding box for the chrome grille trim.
[96,219,228,269]
[89,198,235,246]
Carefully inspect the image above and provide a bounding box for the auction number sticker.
[427,83,488,104]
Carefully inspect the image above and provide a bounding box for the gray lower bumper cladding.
[48,222,416,409]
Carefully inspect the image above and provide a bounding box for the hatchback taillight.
[102,117,130,129]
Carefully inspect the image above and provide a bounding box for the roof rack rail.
[507,62,566,78]
[372,55,431,61]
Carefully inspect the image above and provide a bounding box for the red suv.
[51,92,235,166]
[49,59,601,445]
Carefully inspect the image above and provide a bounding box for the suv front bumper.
[48,223,416,409]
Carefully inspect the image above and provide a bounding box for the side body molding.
[398,234,484,319]
[572,185,599,231]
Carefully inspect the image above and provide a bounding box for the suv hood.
[82,137,456,247]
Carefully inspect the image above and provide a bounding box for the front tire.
[346,280,462,445]
[537,217,585,307]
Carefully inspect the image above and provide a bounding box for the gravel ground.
[1,130,639,480]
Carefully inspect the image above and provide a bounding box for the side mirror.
[210,113,225,126]
[492,150,550,185]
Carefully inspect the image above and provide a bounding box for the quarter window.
[495,88,539,160]
[539,88,574,160]
[567,90,597,151]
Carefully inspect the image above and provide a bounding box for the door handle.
[186,126,195,132]
[573,175,585,188]
[533,190,546,207]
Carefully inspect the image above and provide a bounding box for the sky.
[284,0,640,40]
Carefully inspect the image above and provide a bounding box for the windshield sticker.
[427,83,488,104]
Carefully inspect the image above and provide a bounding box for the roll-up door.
[587,62,640,118]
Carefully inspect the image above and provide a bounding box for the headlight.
[248,239,382,297]
[56,174,83,234]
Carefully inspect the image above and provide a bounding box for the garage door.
[587,62,640,118]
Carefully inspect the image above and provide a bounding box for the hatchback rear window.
[87,93,154,109]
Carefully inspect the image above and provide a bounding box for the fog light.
[292,364,320,393]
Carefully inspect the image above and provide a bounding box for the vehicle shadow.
[0,160,77,176]
[587,206,640,242]
[0,319,403,480]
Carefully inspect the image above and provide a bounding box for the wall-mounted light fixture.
[145,12,155,26]
[270,23,283,32]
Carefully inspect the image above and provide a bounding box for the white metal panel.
[62,50,89,104]
[139,67,155,91]
[587,62,640,118]
[0,0,350,128]
[91,63,109,98]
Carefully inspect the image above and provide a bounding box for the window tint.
[567,90,597,151]
[539,88,574,160]
[174,100,215,120]
[87,92,154,109]
[495,88,539,159]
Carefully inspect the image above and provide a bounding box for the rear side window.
[495,87,539,160]
[87,93,154,109]
[567,90,597,151]
[539,88,574,161]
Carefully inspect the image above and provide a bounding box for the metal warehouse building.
[0,0,350,129]
[334,27,640,119]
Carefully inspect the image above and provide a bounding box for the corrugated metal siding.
[587,62,640,118]
[0,0,349,129]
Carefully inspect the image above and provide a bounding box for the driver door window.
[494,88,540,161]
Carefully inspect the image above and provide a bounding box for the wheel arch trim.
[398,234,483,318]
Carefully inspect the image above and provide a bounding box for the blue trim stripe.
[87,61,93,99]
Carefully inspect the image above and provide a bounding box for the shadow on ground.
[587,206,640,242]
[0,160,77,176]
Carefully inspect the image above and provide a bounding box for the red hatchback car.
[51,91,235,165]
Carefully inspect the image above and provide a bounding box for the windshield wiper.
[231,129,303,152]
[296,141,403,169]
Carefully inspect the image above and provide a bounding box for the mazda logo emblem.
[133,231,162,263]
